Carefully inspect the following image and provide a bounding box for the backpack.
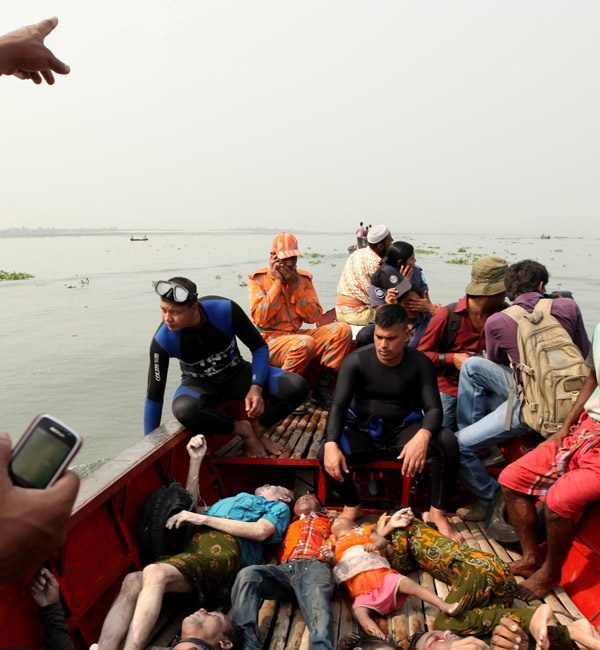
[504,298,589,438]
[442,302,461,351]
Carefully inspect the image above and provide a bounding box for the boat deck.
[148,512,586,650]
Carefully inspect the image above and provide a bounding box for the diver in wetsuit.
[144,277,309,457]
[319,303,462,541]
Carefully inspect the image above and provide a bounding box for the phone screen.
[11,423,75,488]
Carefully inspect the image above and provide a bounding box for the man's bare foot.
[568,618,600,650]
[442,602,461,616]
[234,421,267,458]
[260,435,283,456]
[428,509,464,543]
[510,555,541,578]
[341,504,363,521]
[529,603,553,650]
[514,568,559,601]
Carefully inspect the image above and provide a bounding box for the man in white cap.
[249,232,352,409]
[335,224,393,326]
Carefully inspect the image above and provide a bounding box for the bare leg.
[252,420,283,456]
[397,576,460,616]
[353,606,386,639]
[568,618,600,650]
[96,571,143,650]
[122,564,192,650]
[234,420,267,458]
[515,506,575,601]
[529,603,554,650]
[503,486,542,577]
[341,504,363,520]
[428,506,463,543]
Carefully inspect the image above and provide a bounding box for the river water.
[0,231,597,471]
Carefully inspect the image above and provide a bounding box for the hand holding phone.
[0,422,80,587]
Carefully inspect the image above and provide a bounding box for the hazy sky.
[1,1,598,234]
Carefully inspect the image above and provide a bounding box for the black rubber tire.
[485,489,546,545]
[138,482,194,565]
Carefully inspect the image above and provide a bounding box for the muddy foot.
[260,435,283,456]
[428,511,464,543]
[510,556,541,578]
[515,571,558,601]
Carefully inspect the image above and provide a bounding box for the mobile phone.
[9,414,83,489]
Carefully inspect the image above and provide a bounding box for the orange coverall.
[248,268,352,374]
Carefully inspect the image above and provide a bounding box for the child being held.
[321,508,459,639]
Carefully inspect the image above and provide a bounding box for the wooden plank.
[258,600,278,645]
[269,601,294,650]
[420,570,440,629]
[286,609,307,650]
[291,410,323,459]
[307,412,328,460]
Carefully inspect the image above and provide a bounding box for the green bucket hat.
[465,256,508,296]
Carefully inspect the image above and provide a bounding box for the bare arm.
[166,510,276,541]
[185,435,207,512]
[0,17,69,84]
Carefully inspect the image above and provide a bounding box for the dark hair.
[382,241,414,269]
[165,276,198,306]
[228,623,244,650]
[374,304,409,329]
[503,260,549,301]
[407,632,427,650]
[342,634,400,650]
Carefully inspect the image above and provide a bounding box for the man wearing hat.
[454,259,590,521]
[249,232,352,409]
[417,256,508,431]
[336,224,393,326]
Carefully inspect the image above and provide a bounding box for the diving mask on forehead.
[155,280,197,304]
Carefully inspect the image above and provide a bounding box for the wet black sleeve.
[325,353,362,443]
[38,602,75,650]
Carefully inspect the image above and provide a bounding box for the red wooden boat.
[2,415,600,648]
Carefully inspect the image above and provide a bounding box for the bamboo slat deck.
[150,512,588,650]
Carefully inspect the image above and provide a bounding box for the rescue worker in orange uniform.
[249,232,353,409]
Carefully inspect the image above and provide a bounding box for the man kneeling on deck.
[249,232,352,410]
[95,436,293,650]
[231,493,335,650]
[319,303,462,541]
[144,276,309,457]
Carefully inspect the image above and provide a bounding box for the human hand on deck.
[166,510,206,529]
[0,430,79,586]
[245,385,265,418]
[186,435,207,461]
[490,618,528,650]
[397,429,430,477]
[0,17,70,84]
[323,442,349,482]
[29,568,60,607]
[389,507,414,529]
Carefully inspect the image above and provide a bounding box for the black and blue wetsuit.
[144,296,309,435]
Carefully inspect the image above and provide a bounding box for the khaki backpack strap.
[503,304,527,324]
[505,354,517,430]
[538,298,554,316]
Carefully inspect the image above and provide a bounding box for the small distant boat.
[540,233,551,239]
[130,235,148,241]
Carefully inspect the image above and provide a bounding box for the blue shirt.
[206,493,291,566]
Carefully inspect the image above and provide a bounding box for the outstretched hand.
[0,430,79,586]
[490,618,529,650]
[0,17,70,84]
[166,510,206,529]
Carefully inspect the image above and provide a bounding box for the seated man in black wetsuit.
[319,304,462,541]
[144,277,309,457]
